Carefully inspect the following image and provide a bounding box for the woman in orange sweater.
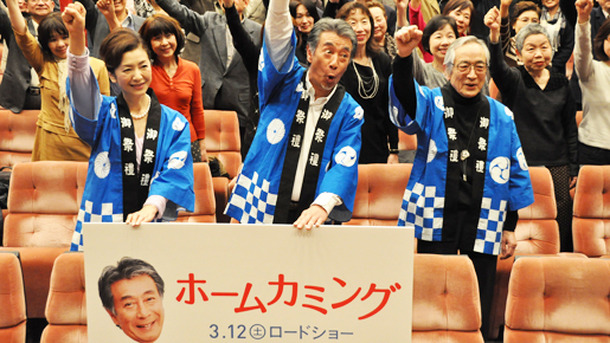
[140,14,208,162]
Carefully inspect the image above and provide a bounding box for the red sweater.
[150,57,205,142]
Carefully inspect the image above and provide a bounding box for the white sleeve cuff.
[312,192,343,216]
[144,195,168,220]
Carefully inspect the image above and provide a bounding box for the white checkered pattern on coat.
[398,182,445,241]
[473,197,507,255]
[71,201,123,251]
[228,172,277,224]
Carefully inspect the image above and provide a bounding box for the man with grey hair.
[389,26,534,337]
[99,257,165,343]
[225,0,363,229]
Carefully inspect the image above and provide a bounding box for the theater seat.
[412,254,484,343]
[573,165,610,257]
[504,257,610,342]
[488,166,560,339]
[204,110,242,222]
[0,109,38,166]
[0,161,87,318]
[345,163,412,226]
[176,162,216,222]
[0,252,27,343]
[40,252,86,343]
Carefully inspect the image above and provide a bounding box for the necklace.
[352,59,379,99]
[130,95,151,119]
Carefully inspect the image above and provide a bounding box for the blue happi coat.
[225,34,363,223]
[68,74,195,252]
[389,77,534,255]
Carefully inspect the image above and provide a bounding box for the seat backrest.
[345,163,411,226]
[0,252,27,343]
[3,161,88,247]
[41,252,86,343]
[573,165,610,256]
[504,257,610,342]
[515,167,560,254]
[0,110,38,167]
[176,162,216,222]
[204,109,241,178]
[412,254,484,343]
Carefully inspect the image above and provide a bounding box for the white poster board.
[83,223,414,342]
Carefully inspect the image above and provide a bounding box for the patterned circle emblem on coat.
[516,148,528,171]
[434,96,444,111]
[266,119,285,144]
[426,140,437,163]
[168,151,188,169]
[335,146,357,167]
[354,107,364,120]
[504,107,514,119]
[172,117,186,131]
[489,156,511,184]
[94,151,111,179]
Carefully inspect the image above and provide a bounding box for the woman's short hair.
[99,28,150,74]
[336,1,380,55]
[422,15,458,53]
[510,1,541,28]
[365,0,386,18]
[593,17,610,61]
[289,0,320,22]
[514,23,552,54]
[441,0,475,18]
[139,14,185,61]
[38,12,69,61]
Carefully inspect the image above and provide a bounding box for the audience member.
[5,0,110,161]
[225,0,363,227]
[324,0,397,36]
[367,0,397,58]
[441,0,473,36]
[63,4,194,251]
[75,0,145,58]
[0,0,55,112]
[486,9,577,251]
[500,0,540,67]
[574,0,610,164]
[337,1,397,163]
[412,15,458,87]
[590,0,609,42]
[139,14,208,163]
[155,0,262,159]
[222,0,262,155]
[389,27,533,338]
[539,0,574,74]
[290,0,320,66]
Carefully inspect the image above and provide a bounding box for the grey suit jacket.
[156,0,262,127]
[0,12,37,113]
[76,0,146,58]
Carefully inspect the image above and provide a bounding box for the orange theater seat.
[175,162,216,222]
[412,254,484,343]
[41,252,86,343]
[346,163,411,226]
[0,252,27,343]
[204,110,242,222]
[504,257,610,342]
[0,109,38,166]
[0,161,87,318]
[573,165,610,257]
[488,166,561,339]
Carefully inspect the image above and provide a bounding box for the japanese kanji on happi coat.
[82,223,414,342]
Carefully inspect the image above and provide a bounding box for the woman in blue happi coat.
[62,2,195,251]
